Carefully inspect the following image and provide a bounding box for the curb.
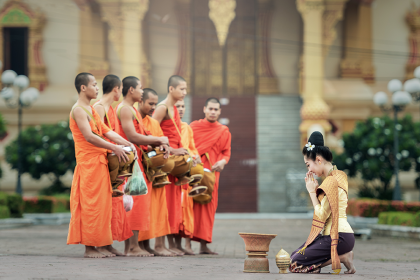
[0,218,33,229]
[370,224,420,240]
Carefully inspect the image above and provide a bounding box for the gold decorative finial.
[209,0,236,47]
[275,248,291,274]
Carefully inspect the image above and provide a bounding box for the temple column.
[121,0,149,82]
[297,0,331,146]
[405,3,420,80]
[174,0,192,84]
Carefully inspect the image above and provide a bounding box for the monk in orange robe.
[153,75,198,256]
[190,98,231,254]
[93,74,133,256]
[175,99,200,255]
[67,73,136,258]
[116,76,169,257]
[136,88,176,257]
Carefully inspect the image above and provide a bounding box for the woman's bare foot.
[154,247,177,257]
[106,245,125,256]
[96,246,116,257]
[126,246,154,257]
[84,246,106,258]
[342,251,356,274]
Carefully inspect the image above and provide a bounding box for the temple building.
[0,0,419,212]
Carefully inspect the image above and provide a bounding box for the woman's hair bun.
[302,131,333,162]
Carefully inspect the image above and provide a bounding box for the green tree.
[334,115,420,200]
[5,121,76,195]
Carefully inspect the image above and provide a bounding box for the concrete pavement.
[0,218,419,279]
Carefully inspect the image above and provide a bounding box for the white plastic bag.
[123,195,133,212]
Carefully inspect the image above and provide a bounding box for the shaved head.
[167,75,186,92]
[143,88,158,101]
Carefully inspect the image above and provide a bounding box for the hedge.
[378,212,420,227]
[347,199,420,217]
[0,205,10,219]
[23,196,70,213]
[7,193,24,218]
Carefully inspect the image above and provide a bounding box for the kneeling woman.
[289,131,356,274]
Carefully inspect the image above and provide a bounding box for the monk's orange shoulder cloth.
[297,168,348,274]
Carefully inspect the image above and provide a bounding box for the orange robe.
[180,122,199,239]
[116,106,152,232]
[137,115,171,241]
[190,119,231,243]
[159,106,183,234]
[94,101,133,242]
[67,106,113,247]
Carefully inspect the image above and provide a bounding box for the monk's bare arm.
[93,104,106,122]
[73,107,128,161]
[120,106,167,146]
[152,105,166,124]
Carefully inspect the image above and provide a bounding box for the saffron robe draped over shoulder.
[190,119,231,243]
[116,105,152,232]
[179,122,198,239]
[137,115,171,241]
[94,101,133,242]
[158,105,183,234]
[67,106,113,247]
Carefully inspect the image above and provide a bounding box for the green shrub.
[414,212,420,227]
[0,192,7,206]
[0,205,10,219]
[24,197,54,213]
[378,212,389,224]
[378,212,416,226]
[7,194,24,218]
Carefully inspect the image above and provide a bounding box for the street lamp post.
[0,66,39,195]
[374,79,412,201]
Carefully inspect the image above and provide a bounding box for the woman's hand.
[305,171,318,193]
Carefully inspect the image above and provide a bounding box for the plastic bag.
[124,160,148,196]
[123,194,133,212]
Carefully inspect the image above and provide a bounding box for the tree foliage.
[5,121,75,194]
[334,115,420,200]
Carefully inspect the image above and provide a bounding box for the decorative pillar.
[97,0,150,85]
[297,0,331,146]
[257,0,279,94]
[340,0,375,83]
[121,0,149,81]
[77,1,109,84]
[405,3,420,80]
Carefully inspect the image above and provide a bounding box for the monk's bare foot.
[183,247,195,255]
[175,245,195,255]
[168,247,185,256]
[84,246,106,258]
[126,246,154,257]
[96,246,116,257]
[106,245,125,256]
[154,247,177,257]
[199,246,218,255]
[342,251,356,274]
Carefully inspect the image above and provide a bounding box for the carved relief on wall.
[191,0,257,96]
[405,2,420,80]
[209,0,236,47]
[0,0,48,91]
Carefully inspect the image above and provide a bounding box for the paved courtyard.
[0,217,419,279]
